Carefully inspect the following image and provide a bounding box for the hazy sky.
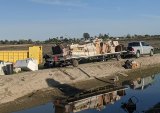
[0,0,160,40]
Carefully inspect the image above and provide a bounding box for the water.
[13,73,160,113]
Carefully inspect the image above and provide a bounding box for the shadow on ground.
[46,78,83,97]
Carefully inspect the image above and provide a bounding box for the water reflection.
[145,102,160,113]
[53,74,160,113]
[129,75,155,90]
[121,96,138,113]
[13,73,160,113]
[54,87,127,113]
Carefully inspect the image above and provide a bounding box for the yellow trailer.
[0,46,43,64]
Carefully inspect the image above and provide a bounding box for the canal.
[13,72,160,113]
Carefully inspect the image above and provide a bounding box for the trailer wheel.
[150,49,154,56]
[136,51,140,58]
[116,54,121,61]
[44,62,53,68]
[72,59,79,67]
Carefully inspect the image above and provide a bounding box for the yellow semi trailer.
[0,46,43,64]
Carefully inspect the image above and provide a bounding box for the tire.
[150,50,154,56]
[116,54,121,61]
[136,51,140,58]
[72,59,79,67]
[44,62,52,68]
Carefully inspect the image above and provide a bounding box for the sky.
[0,0,160,40]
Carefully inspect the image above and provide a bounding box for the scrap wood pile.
[70,38,125,56]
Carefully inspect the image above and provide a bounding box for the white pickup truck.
[127,41,154,58]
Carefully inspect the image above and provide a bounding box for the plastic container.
[6,64,13,75]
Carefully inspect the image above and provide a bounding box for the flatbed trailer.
[43,51,127,68]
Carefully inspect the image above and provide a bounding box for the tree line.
[0,33,160,44]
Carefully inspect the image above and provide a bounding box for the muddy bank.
[0,55,160,112]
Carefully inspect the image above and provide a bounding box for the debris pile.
[123,60,140,69]
[70,38,123,56]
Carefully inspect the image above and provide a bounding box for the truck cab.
[127,41,154,58]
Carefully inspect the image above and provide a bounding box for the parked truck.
[127,41,154,58]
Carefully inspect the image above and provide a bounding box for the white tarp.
[14,58,38,71]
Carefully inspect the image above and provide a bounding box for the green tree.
[144,34,150,38]
[126,34,131,39]
[63,38,69,42]
[103,34,109,40]
[0,40,4,44]
[4,40,9,44]
[83,33,90,40]
[28,39,33,44]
